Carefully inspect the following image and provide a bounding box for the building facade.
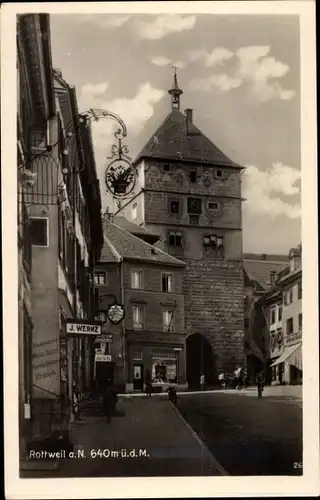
[17,16,103,460]
[17,13,56,459]
[243,253,288,383]
[270,245,302,384]
[94,217,186,392]
[116,74,245,385]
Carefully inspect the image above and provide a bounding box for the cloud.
[242,163,301,219]
[235,45,295,102]
[75,14,130,28]
[188,47,234,68]
[79,81,165,154]
[188,45,295,101]
[135,15,196,40]
[190,73,242,92]
[151,56,172,67]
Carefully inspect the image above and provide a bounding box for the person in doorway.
[102,381,118,423]
[145,369,152,398]
[256,370,265,398]
[200,373,205,391]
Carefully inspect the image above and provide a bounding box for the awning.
[271,343,302,368]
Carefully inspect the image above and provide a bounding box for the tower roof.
[134,109,243,168]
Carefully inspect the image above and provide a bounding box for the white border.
[2,2,319,499]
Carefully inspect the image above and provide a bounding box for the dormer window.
[215,169,223,178]
[270,271,277,285]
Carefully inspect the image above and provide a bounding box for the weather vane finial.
[168,65,183,110]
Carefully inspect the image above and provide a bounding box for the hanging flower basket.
[19,167,37,188]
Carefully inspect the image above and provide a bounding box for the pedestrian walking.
[235,367,242,390]
[243,368,248,389]
[256,370,265,398]
[102,382,118,423]
[145,369,152,398]
[200,373,205,391]
[218,372,226,389]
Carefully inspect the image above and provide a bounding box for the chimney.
[184,109,193,136]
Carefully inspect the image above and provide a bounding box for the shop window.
[151,352,177,383]
[286,317,294,335]
[170,200,180,214]
[162,273,172,293]
[187,197,202,214]
[168,231,183,247]
[132,305,144,330]
[94,272,107,285]
[131,270,143,289]
[30,217,48,247]
[163,307,174,332]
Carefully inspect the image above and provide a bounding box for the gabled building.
[270,244,302,384]
[115,72,245,385]
[243,253,288,383]
[94,216,186,392]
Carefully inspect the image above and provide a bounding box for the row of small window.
[283,282,302,305]
[132,304,175,332]
[169,198,220,215]
[162,164,225,181]
[168,231,224,249]
[94,270,173,293]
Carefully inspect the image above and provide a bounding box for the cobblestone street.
[178,390,303,476]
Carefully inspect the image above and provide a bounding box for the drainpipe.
[119,258,126,389]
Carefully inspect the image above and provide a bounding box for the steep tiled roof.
[113,216,160,244]
[134,109,242,168]
[244,254,288,290]
[99,220,185,267]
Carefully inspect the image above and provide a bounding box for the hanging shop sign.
[66,320,102,335]
[95,354,112,363]
[105,157,137,199]
[107,304,125,325]
[94,333,113,344]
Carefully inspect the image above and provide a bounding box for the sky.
[50,13,301,255]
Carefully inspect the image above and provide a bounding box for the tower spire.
[168,66,183,110]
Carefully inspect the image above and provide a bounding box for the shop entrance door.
[133,364,144,391]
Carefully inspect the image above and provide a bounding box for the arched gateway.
[186,333,215,390]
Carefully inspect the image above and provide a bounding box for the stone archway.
[186,333,215,390]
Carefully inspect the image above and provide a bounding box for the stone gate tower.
[116,71,245,383]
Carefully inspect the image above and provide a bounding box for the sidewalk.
[218,385,302,399]
[24,396,225,477]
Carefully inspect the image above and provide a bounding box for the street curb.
[170,401,229,476]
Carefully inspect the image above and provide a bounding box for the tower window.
[216,169,223,178]
[187,197,202,214]
[208,201,220,210]
[164,164,170,171]
[94,272,107,285]
[131,203,137,220]
[168,231,182,247]
[189,215,199,225]
[203,235,224,249]
[170,200,180,214]
[162,273,173,292]
[190,171,197,183]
